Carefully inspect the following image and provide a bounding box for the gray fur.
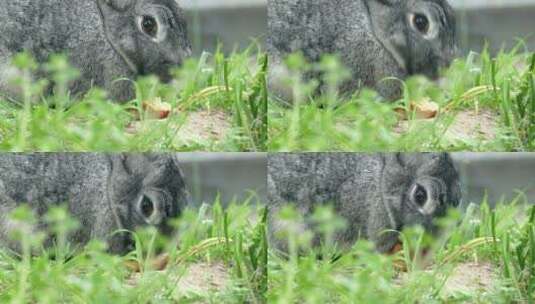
[268,153,461,253]
[267,0,458,102]
[0,0,191,103]
[0,153,189,254]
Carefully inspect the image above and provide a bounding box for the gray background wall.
[181,0,535,54]
[176,1,534,209]
[176,153,267,206]
[175,153,535,209]
[451,0,535,54]
[181,0,266,54]
[452,153,535,207]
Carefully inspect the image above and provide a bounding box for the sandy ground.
[171,262,231,295]
[444,109,500,142]
[441,262,497,296]
[127,109,232,145]
[172,109,232,145]
[125,257,496,299]
[395,108,500,143]
[396,261,498,299]
[129,104,500,146]
[127,261,231,297]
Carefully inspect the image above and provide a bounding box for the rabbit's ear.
[142,154,179,172]
[110,154,133,176]
[416,153,453,176]
[100,0,134,12]
[383,153,406,169]
[381,153,410,186]
[171,155,182,171]
[96,0,140,73]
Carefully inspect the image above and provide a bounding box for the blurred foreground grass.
[0,45,268,152]
[0,200,267,303]
[269,46,535,152]
[269,194,535,303]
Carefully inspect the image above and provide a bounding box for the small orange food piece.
[396,98,440,120]
[125,253,170,272]
[143,97,172,119]
[390,242,403,255]
[413,99,439,119]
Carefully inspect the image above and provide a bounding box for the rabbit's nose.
[164,53,182,66]
[162,49,186,66]
[442,46,459,66]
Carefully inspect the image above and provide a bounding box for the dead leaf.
[396,98,440,120]
[143,98,172,119]
[125,253,170,272]
[127,98,172,121]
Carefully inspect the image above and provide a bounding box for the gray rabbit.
[0,0,191,103]
[0,153,189,254]
[268,153,461,253]
[267,0,458,102]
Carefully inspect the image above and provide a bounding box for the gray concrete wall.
[180,0,535,54]
[176,153,267,206]
[452,153,535,207]
[181,0,266,54]
[174,152,534,210]
[453,2,535,54]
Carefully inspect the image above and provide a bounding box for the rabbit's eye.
[141,15,158,37]
[412,13,430,34]
[140,195,155,218]
[413,184,428,207]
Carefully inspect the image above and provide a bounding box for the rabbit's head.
[380,153,461,235]
[107,154,189,237]
[97,0,192,82]
[367,0,458,79]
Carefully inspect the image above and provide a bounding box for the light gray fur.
[0,153,189,254]
[268,153,461,253]
[267,0,458,102]
[0,0,191,103]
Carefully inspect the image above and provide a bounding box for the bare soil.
[396,261,498,299]
[444,109,500,142]
[126,109,232,145]
[441,262,497,296]
[127,261,231,296]
[172,261,231,295]
[173,109,232,144]
[395,108,500,143]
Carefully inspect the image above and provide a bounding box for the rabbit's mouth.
[157,221,175,236]
[157,70,174,83]
[138,62,177,83]
[107,230,135,255]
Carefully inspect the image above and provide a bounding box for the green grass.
[269,47,535,152]
[268,194,535,303]
[0,45,268,152]
[0,200,267,303]
[3,46,533,152]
